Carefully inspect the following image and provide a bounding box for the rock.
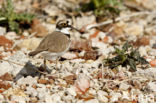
[152,43,156,49]
[146,82,156,92]
[5,32,17,40]
[17,37,41,50]
[134,36,150,46]
[0,73,13,81]
[125,23,143,36]
[0,27,6,36]
[0,61,13,76]
[83,51,98,60]
[0,94,4,101]
[45,94,62,103]
[0,36,13,48]
[62,52,77,60]
[142,0,156,10]
[85,99,99,103]
[119,83,130,91]
[11,95,27,103]
[76,15,96,30]
[149,59,156,67]
[97,90,108,103]
[110,92,121,102]
[31,19,48,37]
[0,27,6,35]
[67,86,76,96]
[43,5,61,16]
[38,78,48,84]
[0,80,11,90]
[17,76,37,86]
[75,74,90,94]
[70,39,92,51]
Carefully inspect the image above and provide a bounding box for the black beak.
[69,25,84,33]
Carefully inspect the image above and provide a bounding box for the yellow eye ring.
[62,23,67,26]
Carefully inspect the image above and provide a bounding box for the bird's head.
[56,20,80,34]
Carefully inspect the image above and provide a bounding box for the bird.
[29,20,79,72]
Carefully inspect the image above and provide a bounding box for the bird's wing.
[35,31,70,53]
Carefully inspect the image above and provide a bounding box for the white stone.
[67,86,76,96]
[17,76,37,86]
[119,83,130,91]
[0,94,4,101]
[147,82,156,92]
[11,95,26,103]
[85,99,99,103]
[110,92,121,102]
[0,27,6,35]
[0,61,13,75]
[97,90,108,103]
[17,37,41,50]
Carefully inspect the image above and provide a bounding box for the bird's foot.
[38,64,51,74]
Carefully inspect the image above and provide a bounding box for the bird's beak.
[69,25,83,33]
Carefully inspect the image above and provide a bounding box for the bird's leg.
[55,57,60,70]
[44,59,46,72]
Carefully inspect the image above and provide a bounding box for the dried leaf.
[0,81,11,90]
[64,74,77,85]
[0,36,13,48]
[38,79,48,84]
[76,93,94,101]
[70,40,92,51]
[89,30,100,39]
[75,75,90,94]
[134,36,150,46]
[83,50,98,60]
[31,19,48,37]
[150,59,156,67]
[0,73,13,81]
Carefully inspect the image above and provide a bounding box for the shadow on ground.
[14,61,51,81]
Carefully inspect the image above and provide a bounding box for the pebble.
[146,82,156,92]
[85,99,99,103]
[109,92,121,102]
[0,27,6,35]
[97,90,108,103]
[119,83,130,91]
[17,76,37,86]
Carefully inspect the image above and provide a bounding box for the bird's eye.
[62,23,67,26]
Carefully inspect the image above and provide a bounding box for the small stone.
[29,97,38,103]
[17,37,41,50]
[67,86,76,96]
[48,79,54,84]
[38,78,48,84]
[17,76,37,86]
[119,83,129,91]
[152,43,156,49]
[150,59,156,67]
[125,23,143,36]
[0,73,13,81]
[31,19,48,37]
[85,99,99,103]
[133,80,142,89]
[0,80,11,90]
[0,27,6,35]
[97,90,108,103]
[110,92,121,102]
[134,36,150,46]
[32,84,37,89]
[146,82,156,92]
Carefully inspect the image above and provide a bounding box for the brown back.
[35,31,70,53]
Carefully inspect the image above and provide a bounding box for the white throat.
[56,28,70,34]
